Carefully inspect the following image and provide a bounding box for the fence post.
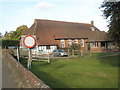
[48,53,50,63]
[17,46,20,61]
[68,49,70,57]
[72,50,74,57]
[35,51,36,58]
[89,50,91,58]
[81,49,83,56]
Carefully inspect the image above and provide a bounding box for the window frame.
[81,39,84,47]
[68,39,72,47]
[91,42,98,48]
[46,45,51,49]
[60,39,65,48]
[90,27,95,31]
[74,39,78,44]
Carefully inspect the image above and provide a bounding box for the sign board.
[23,35,36,48]
[21,35,36,49]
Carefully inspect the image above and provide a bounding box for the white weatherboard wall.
[32,45,57,54]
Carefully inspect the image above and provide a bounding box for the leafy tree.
[100,1,120,48]
[0,32,2,36]
[70,44,81,50]
[0,32,2,39]
[10,25,28,40]
[4,31,10,39]
[5,31,8,34]
[70,43,82,56]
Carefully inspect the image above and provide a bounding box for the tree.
[69,44,82,56]
[4,31,10,39]
[0,32,2,39]
[10,25,28,40]
[0,32,2,36]
[70,43,81,50]
[100,1,120,48]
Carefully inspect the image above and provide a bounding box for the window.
[68,39,72,47]
[60,39,65,48]
[46,45,50,49]
[90,27,95,31]
[91,42,98,47]
[81,39,84,47]
[74,39,78,44]
[101,42,105,47]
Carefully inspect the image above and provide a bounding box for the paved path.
[1,55,18,88]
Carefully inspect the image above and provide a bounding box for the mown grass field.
[20,53,119,88]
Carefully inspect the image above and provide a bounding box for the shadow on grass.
[52,64,65,69]
[99,56,119,67]
[93,51,120,67]
[30,69,70,88]
[20,58,69,88]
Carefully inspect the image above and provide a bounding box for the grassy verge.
[20,55,119,88]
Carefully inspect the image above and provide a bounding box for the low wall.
[3,52,50,88]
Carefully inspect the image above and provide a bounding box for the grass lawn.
[20,54,119,88]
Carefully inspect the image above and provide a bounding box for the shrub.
[70,44,81,50]
[1,39,20,48]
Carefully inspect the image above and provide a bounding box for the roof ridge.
[34,19,92,26]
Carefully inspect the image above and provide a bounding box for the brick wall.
[3,51,50,88]
[55,39,105,52]
[56,39,88,52]
[90,42,102,52]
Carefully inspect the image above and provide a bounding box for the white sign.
[23,35,36,48]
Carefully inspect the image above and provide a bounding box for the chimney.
[91,20,94,26]
[90,20,95,31]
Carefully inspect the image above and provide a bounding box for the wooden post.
[27,48,32,69]
[17,46,20,61]
[35,51,37,58]
[89,50,91,58]
[81,49,83,56]
[110,42,112,49]
[87,43,91,58]
[72,50,74,57]
[48,53,50,63]
[112,43,114,52]
[105,42,106,50]
[68,49,70,57]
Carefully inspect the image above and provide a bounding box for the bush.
[70,44,81,50]
[1,39,20,48]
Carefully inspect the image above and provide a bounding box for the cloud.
[34,2,55,9]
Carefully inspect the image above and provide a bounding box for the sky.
[0,0,110,35]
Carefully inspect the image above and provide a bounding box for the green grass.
[20,54,119,88]
[91,52,117,57]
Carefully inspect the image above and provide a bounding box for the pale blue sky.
[0,0,109,35]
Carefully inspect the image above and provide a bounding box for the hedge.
[0,39,20,47]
